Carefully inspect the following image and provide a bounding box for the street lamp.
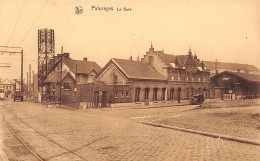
[0,46,23,93]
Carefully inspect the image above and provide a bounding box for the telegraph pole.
[21,50,23,93]
[0,46,23,93]
[59,46,63,106]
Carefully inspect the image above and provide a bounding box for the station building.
[86,45,211,107]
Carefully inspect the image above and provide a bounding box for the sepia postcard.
[0,0,259,160]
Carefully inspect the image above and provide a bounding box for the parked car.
[190,95,205,105]
[13,91,23,102]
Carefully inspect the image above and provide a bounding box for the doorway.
[101,91,107,107]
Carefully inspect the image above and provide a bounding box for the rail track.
[0,102,88,161]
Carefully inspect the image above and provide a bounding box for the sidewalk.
[108,100,191,110]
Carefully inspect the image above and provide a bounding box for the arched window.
[153,88,158,101]
[186,88,190,97]
[135,88,141,102]
[144,88,150,99]
[170,88,174,100]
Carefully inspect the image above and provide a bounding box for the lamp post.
[0,46,23,93]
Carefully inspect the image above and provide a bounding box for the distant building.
[204,61,260,76]
[44,53,101,102]
[0,79,14,97]
[210,71,260,99]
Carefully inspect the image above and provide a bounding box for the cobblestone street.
[1,99,260,161]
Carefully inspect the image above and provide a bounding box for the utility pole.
[0,46,23,93]
[21,50,23,93]
[32,70,34,100]
[27,72,28,94]
[29,64,31,94]
[59,46,63,106]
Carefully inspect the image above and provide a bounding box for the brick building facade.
[141,45,211,100]
[88,45,211,107]
[44,53,101,104]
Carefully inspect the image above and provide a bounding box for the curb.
[141,121,260,146]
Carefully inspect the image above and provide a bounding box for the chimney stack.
[129,56,132,61]
[215,59,218,75]
[83,57,88,61]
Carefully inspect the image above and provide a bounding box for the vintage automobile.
[13,91,23,102]
[190,94,205,105]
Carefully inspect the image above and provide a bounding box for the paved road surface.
[1,100,259,161]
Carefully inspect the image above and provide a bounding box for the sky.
[0,0,260,80]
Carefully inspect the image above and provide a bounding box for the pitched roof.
[44,71,70,83]
[0,79,13,85]
[204,61,260,73]
[111,58,166,81]
[151,51,202,69]
[63,57,102,74]
[154,51,188,66]
[211,71,260,83]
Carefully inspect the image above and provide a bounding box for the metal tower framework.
[38,28,55,88]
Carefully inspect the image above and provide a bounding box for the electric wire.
[6,0,27,46]
[18,0,49,46]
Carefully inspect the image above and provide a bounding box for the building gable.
[95,63,128,85]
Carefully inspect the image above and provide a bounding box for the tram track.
[0,101,89,161]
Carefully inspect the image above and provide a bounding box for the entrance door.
[101,91,107,107]
[177,88,181,103]
[93,91,99,107]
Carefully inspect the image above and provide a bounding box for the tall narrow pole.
[76,64,77,81]
[59,46,63,106]
[29,64,31,94]
[32,70,34,99]
[21,50,23,93]
[45,28,48,78]
[60,55,62,106]
[27,72,28,94]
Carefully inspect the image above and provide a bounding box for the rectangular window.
[126,91,129,97]
[144,88,150,99]
[6,86,8,89]
[63,83,71,90]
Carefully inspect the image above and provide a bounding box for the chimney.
[83,57,88,61]
[129,56,132,61]
[215,59,218,75]
[64,53,69,57]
